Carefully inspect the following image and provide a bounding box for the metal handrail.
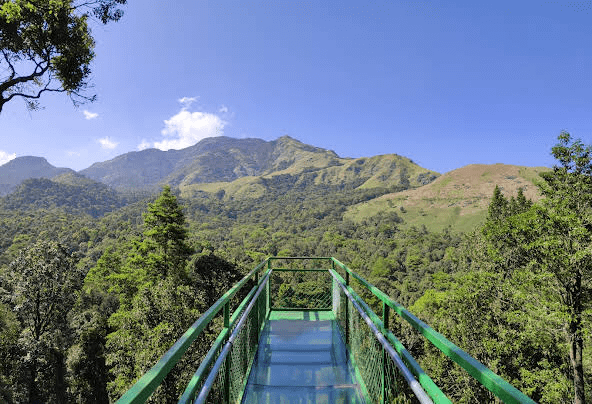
[329,268,434,404]
[115,256,537,404]
[115,259,268,404]
[193,270,272,404]
[177,275,264,404]
[330,257,537,404]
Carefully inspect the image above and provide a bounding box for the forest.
[0,132,590,403]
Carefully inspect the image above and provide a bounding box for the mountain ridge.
[0,156,75,196]
[77,135,438,192]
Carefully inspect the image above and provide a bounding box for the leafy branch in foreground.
[0,0,127,112]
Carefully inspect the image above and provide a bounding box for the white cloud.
[0,150,16,166]
[178,97,197,110]
[83,110,99,120]
[98,137,119,149]
[219,105,229,114]
[155,109,226,151]
[138,140,151,151]
[67,151,81,157]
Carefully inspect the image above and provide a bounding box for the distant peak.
[275,135,299,143]
[14,156,48,163]
[3,156,51,168]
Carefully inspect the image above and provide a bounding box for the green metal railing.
[116,257,537,404]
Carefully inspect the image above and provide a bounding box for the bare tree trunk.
[569,272,586,404]
[570,328,586,404]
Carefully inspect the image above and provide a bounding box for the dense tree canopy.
[0,133,590,402]
[0,240,84,403]
[0,0,127,112]
[412,132,592,404]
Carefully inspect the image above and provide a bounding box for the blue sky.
[1,0,592,174]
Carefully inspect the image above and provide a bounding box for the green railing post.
[345,270,350,346]
[382,302,390,404]
[267,259,272,311]
[223,302,230,403]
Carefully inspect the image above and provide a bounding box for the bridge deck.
[241,311,365,404]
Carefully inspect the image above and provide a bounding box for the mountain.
[180,152,439,200]
[80,135,439,193]
[0,156,74,196]
[345,163,550,232]
[79,136,337,190]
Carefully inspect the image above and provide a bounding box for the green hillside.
[180,152,438,200]
[0,177,135,218]
[345,164,550,232]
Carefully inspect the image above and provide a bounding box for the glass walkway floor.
[241,311,365,404]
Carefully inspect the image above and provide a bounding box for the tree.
[0,0,127,112]
[0,240,84,403]
[188,252,244,311]
[487,184,509,221]
[140,185,193,282]
[532,131,592,404]
[67,287,118,404]
[105,186,197,401]
[413,132,592,404]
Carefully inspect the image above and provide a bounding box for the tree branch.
[0,62,50,94]
[1,50,17,81]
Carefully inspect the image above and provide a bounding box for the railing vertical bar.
[382,301,390,404]
[345,269,350,346]
[223,302,230,403]
[267,259,272,311]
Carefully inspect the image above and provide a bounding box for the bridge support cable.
[329,269,434,404]
[193,270,272,404]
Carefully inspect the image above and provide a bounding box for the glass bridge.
[115,257,536,404]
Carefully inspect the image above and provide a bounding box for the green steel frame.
[115,257,537,404]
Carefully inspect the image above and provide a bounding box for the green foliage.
[0,302,19,403]
[67,288,118,404]
[106,278,202,403]
[189,252,245,311]
[3,134,589,402]
[0,177,134,217]
[411,132,592,404]
[141,185,193,281]
[0,240,84,403]
[0,0,127,112]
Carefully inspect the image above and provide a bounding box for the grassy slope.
[345,164,551,233]
[179,153,439,200]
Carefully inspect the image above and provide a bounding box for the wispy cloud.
[67,151,81,157]
[0,150,16,166]
[138,140,151,151]
[98,137,119,149]
[178,96,198,110]
[83,110,99,120]
[219,104,229,114]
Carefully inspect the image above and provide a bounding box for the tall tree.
[140,185,193,283]
[106,186,197,402]
[0,240,84,403]
[0,0,127,112]
[532,131,592,404]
